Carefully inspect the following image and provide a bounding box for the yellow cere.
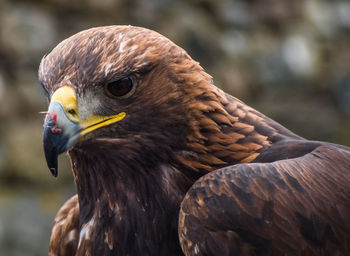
[50,86,80,123]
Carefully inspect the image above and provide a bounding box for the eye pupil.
[106,76,134,98]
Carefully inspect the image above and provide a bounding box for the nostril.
[66,108,80,123]
[68,109,77,115]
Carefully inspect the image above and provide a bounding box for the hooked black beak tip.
[43,114,61,178]
[49,167,58,178]
[43,127,60,177]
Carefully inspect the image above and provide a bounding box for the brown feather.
[179,144,350,255]
[49,195,79,256]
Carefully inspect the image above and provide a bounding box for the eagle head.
[39,25,217,177]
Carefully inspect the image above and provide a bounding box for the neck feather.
[68,140,191,255]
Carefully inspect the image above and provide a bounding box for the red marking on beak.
[41,111,62,134]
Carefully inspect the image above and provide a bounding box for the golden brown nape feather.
[38,25,350,256]
[175,72,302,176]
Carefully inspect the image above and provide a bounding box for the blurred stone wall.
[0,0,349,255]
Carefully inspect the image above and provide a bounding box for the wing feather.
[179,144,350,256]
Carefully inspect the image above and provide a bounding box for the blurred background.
[0,0,349,255]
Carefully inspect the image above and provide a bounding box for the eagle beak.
[42,86,126,177]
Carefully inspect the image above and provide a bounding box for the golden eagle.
[39,26,350,256]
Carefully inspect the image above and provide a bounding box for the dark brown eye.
[104,76,136,98]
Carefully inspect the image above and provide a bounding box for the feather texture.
[179,144,350,255]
